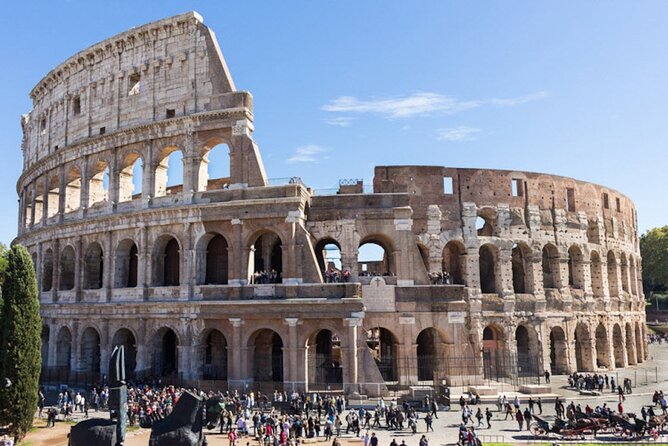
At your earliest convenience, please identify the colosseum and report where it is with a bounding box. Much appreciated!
[16,12,647,396]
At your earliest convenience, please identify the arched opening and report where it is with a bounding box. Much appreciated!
[482,325,507,379]
[307,329,343,389]
[205,234,229,285]
[250,329,283,385]
[568,245,585,289]
[64,166,82,213]
[153,328,178,377]
[115,240,138,288]
[153,236,180,286]
[629,256,638,296]
[442,241,465,285]
[358,237,394,276]
[590,252,604,298]
[635,323,643,363]
[549,326,568,374]
[42,248,54,291]
[119,153,143,202]
[88,160,110,207]
[199,142,231,191]
[542,244,560,289]
[59,245,75,290]
[47,176,60,218]
[595,323,610,368]
[55,327,72,378]
[625,323,637,365]
[314,239,342,281]
[512,243,531,294]
[41,326,50,370]
[154,147,184,198]
[476,208,496,236]
[479,244,498,294]
[249,232,282,283]
[202,329,228,380]
[83,242,104,289]
[612,324,625,368]
[111,328,137,377]
[416,328,446,382]
[607,251,619,297]
[574,323,593,371]
[79,327,101,375]
[516,325,539,377]
[620,253,629,293]
[366,327,398,382]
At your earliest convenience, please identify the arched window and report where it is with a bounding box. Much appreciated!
[59,246,75,290]
[479,244,497,293]
[112,329,137,377]
[88,160,109,207]
[314,238,342,281]
[42,248,54,291]
[366,327,398,382]
[154,147,183,198]
[358,236,394,276]
[249,232,282,283]
[115,240,138,288]
[205,234,229,285]
[542,244,560,289]
[47,176,60,218]
[512,243,531,294]
[119,153,143,202]
[250,329,283,383]
[607,251,618,297]
[64,166,82,212]
[79,327,101,374]
[83,242,104,289]
[198,142,231,191]
[307,329,343,389]
[568,245,585,289]
[442,241,465,285]
[153,236,180,286]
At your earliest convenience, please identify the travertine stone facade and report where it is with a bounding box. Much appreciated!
[16,12,647,396]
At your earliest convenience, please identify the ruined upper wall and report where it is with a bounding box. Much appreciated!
[22,11,239,169]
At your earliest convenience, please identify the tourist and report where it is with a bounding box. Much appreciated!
[485,407,492,428]
[515,408,524,431]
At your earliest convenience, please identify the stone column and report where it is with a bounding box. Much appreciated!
[464,247,481,290]
[177,345,191,382]
[52,239,60,301]
[342,317,361,395]
[100,320,110,376]
[228,219,245,285]
[74,237,82,302]
[138,226,149,299]
[29,186,37,228]
[80,156,90,214]
[70,322,80,378]
[58,165,66,223]
[108,152,119,212]
[182,222,194,300]
[142,141,154,206]
[284,318,302,392]
[104,231,113,301]
[228,318,243,389]
[41,177,49,225]
[47,322,58,368]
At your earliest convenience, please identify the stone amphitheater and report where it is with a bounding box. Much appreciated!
[15,12,647,396]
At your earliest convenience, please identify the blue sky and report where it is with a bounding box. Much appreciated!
[1,1,666,245]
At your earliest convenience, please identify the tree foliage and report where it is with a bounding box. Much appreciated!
[640,226,668,294]
[0,244,41,441]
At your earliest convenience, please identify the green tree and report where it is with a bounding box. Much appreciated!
[640,226,668,294]
[0,244,41,441]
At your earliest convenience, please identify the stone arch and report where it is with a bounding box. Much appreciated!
[64,165,82,212]
[314,238,342,277]
[198,139,231,192]
[88,158,110,207]
[42,248,54,291]
[358,234,395,276]
[476,207,497,236]
[416,327,447,382]
[512,243,532,294]
[549,326,569,374]
[154,145,184,198]
[152,327,179,377]
[196,233,229,285]
[568,245,585,290]
[574,322,593,371]
[306,329,343,389]
[366,327,399,382]
[248,230,283,283]
[119,151,144,203]
[83,242,104,289]
[620,253,629,293]
[442,240,465,285]
[79,327,101,374]
[542,243,561,289]
[248,328,284,385]
[635,323,643,363]
[595,323,611,368]
[152,235,181,286]
[612,323,625,368]
[479,243,499,294]
[607,251,619,297]
[482,324,508,379]
[590,251,604,298]
[115,239,138,288]
[199,328,228,380]
[625,323,637,365]
[55,326,72,371]
[111,328,137,377]
[516,324,540,376]
[59,245,75,290]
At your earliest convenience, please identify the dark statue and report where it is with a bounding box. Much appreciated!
[69,345,127,446]
[149,390,208,446]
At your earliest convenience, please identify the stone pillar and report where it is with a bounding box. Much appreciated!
[41,177,49,225]
[58,165,66,223]
[70,322,79,376]
[142,141,154,205]
[108,152,119,212]
[104,231,113,301]
[183,222,194,300]
[393,206,415,286]
[80,156,90,214]
[342,317,361,394]
[284,318,303,392]
[464,247,480,290]
[47,323,58,368]
[177,345,191,381]
[138,226,149,298]
[100,320,110,376]
[228,318,243,389]
[29,186,37,228]
[52,239,60,301]
[228,219,245,285]
[74,237,82,301]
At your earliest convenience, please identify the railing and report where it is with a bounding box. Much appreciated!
[196,283,362,301]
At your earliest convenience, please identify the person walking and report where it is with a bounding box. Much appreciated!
[523,407,532,430]
[485,407,492,429]
[419,435,428,446]
[515,409,524,431]
[424,413,433,432]
[475,408,483,427]
[537,397,543,415]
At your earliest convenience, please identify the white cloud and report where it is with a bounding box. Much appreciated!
[286,145,330,164]
[436,126,480,142]
[322,91,549,119]
[324,117,354,127]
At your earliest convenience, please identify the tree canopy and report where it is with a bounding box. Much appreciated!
[640,226,668,294]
